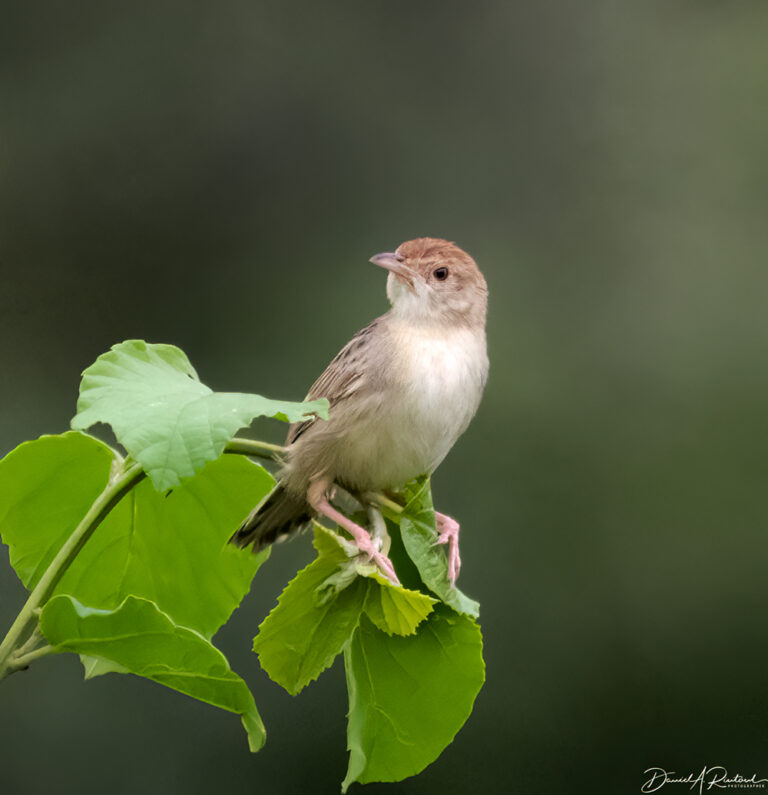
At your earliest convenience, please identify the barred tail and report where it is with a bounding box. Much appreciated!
[229,484,312,552]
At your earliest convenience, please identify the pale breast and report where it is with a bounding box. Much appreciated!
[396,324,488,468]
[334,322,487,490]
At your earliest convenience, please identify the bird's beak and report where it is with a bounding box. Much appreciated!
[369,252,414,286]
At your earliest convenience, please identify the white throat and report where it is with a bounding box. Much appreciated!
[386,272,435,323]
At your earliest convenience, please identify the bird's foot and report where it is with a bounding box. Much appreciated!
[310,491,400,586]
[435,512,461,587]
[351,530,400,586]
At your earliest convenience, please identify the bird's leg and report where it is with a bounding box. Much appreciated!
[308,477,400,585]
[435,512,461,587]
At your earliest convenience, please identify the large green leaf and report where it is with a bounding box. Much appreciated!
[254,526,436,695]
[0,431,270,638]
[71,339,329,490]
[40,595,265,751]
[397,477,480,618]
[342,607,485,791]
[0,431,115,591]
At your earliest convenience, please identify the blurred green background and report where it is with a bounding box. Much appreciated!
[2,2,768,793]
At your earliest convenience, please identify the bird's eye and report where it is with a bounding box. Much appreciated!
[433,267,449,281]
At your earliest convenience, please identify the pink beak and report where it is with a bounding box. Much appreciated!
[369,252,413,285]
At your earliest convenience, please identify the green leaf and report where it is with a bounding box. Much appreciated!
[0,431,271,638]
[253,526,439,693]
[71,339,329,490]
[40,595,265,751]
[0,431,115,591]
[342,607,485,791]
[80,655,130,679]
[253,527,367,695]
[398,477,480,618]
[362,572,436,636]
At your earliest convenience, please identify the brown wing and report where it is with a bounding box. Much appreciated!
[286,318,379,445]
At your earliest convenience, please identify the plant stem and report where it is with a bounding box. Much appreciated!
[10,645,56,670]
[16,625,43,657]
[0,462,145,681]
[224,438,284,460]
[368,493,404,515]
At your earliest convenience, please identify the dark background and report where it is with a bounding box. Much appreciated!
[2,2,768,793]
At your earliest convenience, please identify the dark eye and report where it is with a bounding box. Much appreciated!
[433,267,449,281]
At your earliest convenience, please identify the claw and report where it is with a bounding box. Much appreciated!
[354,533,400,584]
[308,482,400,586]
[435,512,461,587]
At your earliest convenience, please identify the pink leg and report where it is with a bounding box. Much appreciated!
[308,479,400,585]
[435,512,461,587]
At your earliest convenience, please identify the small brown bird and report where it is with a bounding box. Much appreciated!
[231,238,488,585]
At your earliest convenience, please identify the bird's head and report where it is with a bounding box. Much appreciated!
[369,238,487,328]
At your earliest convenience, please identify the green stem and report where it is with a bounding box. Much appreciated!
[0,462,145,681]
[11,645,56,670]
[368,492,404,515]
[16,625,43,657]
[224,438,284,460]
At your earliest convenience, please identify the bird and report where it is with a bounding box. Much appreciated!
[231,237,488,586]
